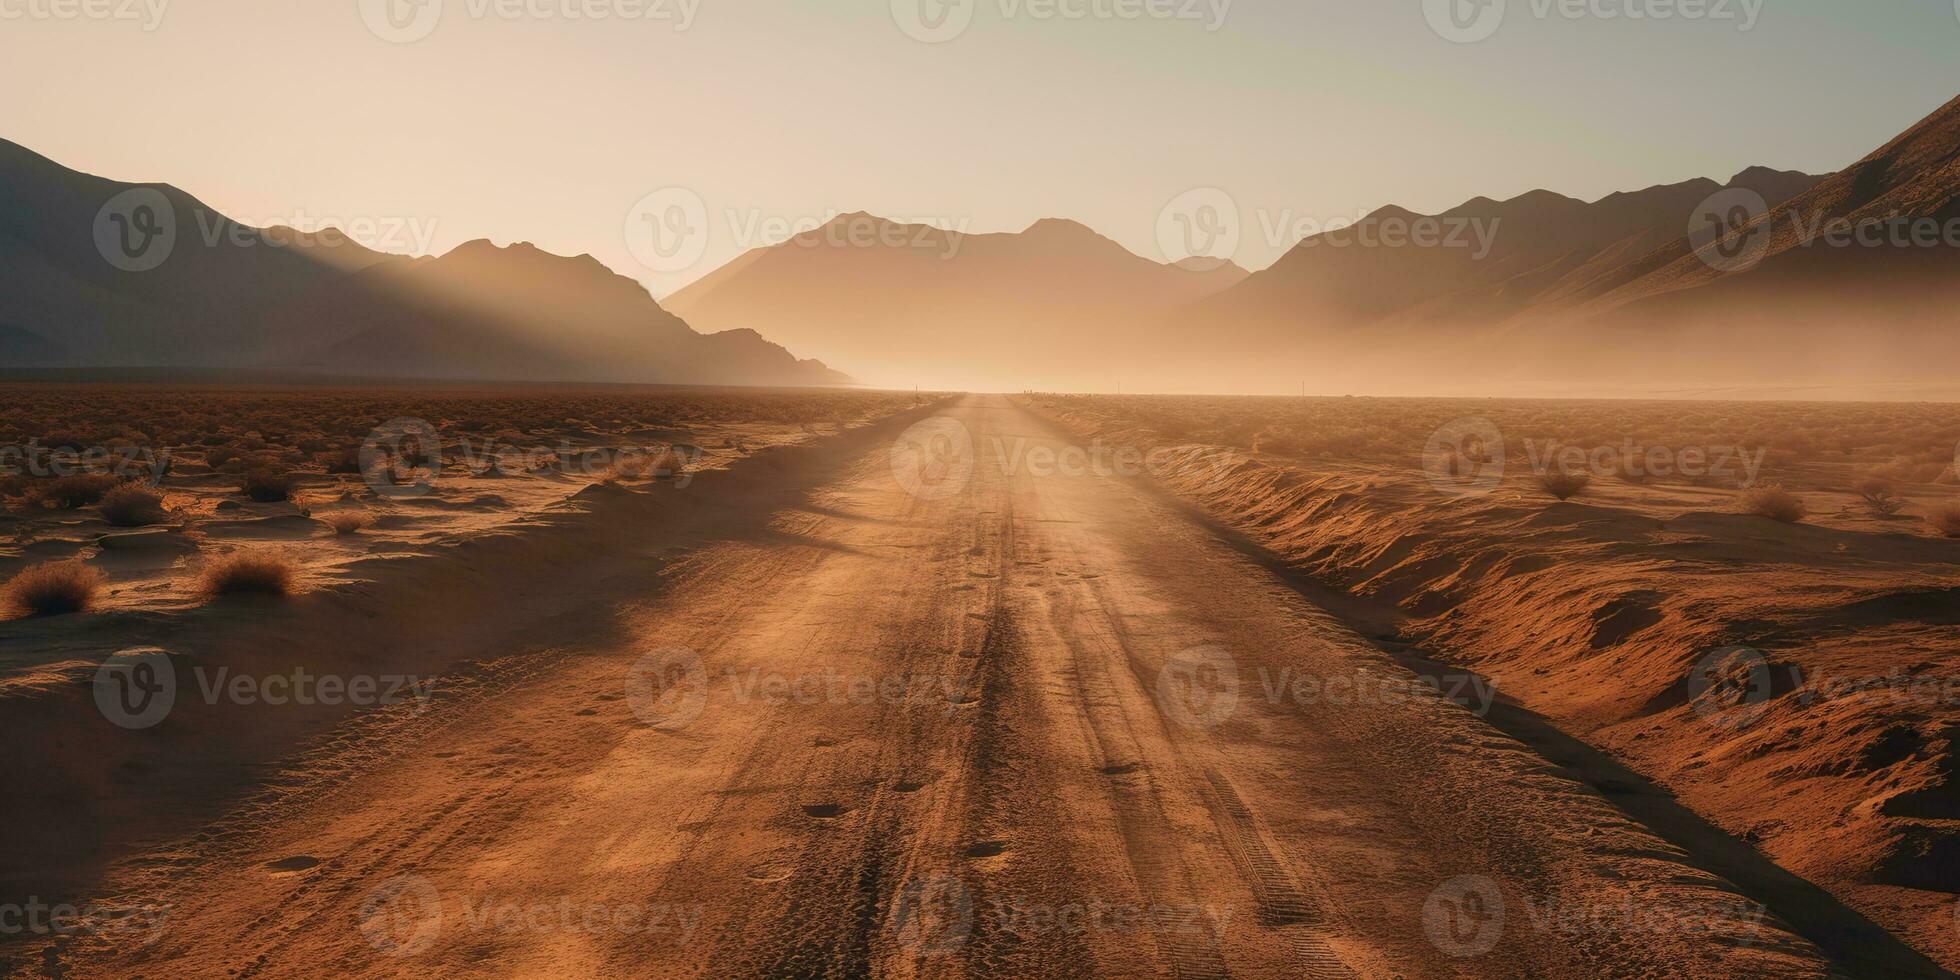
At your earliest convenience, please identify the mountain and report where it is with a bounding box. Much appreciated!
[664,213,1248,391]
[1193,170,1826,343]
[0,138,844,387]
[1175,94,1960,395]
[1562,96,1960,320]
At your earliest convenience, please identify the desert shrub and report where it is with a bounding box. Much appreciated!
[98,484,170,527]
[1738,485,1808,524]
[319,449,364,474]
[1928,500,1960,539]
[25,473,123,509]
[240,467,297,503]
[199,552,295,598]
[1538,470,1591,501]
[1854,477,1905,517]
[3,560,105,617]
[610,447,691,481]
[322,510,371,535]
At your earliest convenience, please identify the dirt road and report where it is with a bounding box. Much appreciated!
[42,395,1853,978]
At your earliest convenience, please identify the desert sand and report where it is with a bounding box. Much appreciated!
[7,394,1948,977]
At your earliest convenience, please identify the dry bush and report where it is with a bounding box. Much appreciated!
[25,473,123,509]
[1738,485,1808,524]
[98,484,170,527]
[608,447,690,482]
[1928,500,1960,539]
[322,510,371,536]
[1854,477,1905,517]
[3,560,105,617]
[319,449,364,474]
[1538,470,1591,501]
[200,552,296,598]
[240,467,297,503]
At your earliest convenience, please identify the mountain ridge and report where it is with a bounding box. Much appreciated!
[0,138,846,387]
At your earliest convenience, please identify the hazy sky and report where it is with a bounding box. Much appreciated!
[4,0,1956,299]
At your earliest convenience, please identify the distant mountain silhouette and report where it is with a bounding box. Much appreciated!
[1560,96,1960,320]
[1195,170,1826,342]
[0,139,844,386]
[664,212,1247,390]
[1166,95,1960,393]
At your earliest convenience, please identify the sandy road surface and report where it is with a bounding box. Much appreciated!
[42,395,1844,978]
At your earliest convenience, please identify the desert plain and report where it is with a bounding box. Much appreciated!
[0,385,1955,978]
